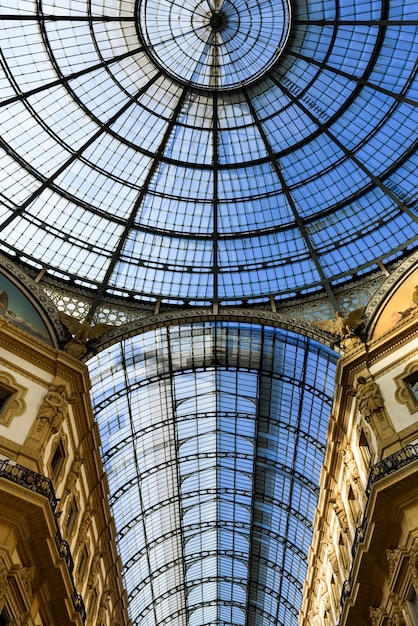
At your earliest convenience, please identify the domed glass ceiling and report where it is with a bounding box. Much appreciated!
[0,0,416,306]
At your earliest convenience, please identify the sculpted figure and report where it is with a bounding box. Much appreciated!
[356,377,384,421]
[313,308,364,339]
[64,456,85,494]
[340,443,359,482]
[37,384,69,434]
[60,313,112,359]
[330,496,348,533]
[78,508,96,547]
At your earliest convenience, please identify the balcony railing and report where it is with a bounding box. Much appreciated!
[351,516,368,559]
[366,443,418,495]
[0,459,85,622]
[341,442,418,612]
[0,459,57,510]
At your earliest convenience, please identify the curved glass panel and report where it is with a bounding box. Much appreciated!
[88,323,338,625]
[0,0,416,304]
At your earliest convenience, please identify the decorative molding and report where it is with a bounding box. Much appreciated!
[0,372,27,428]
[48,434,69,485]
[89,307,339,357]
[386,548,402,580]
[369,606,384,626]
[0,355,52,388]
[394,361,418,414]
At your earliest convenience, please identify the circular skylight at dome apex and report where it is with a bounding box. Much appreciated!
[137,0,291,90]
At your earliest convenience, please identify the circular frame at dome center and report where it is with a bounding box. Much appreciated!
[136,0,292,90]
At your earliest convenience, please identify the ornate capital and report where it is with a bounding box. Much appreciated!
[369,606,384,626]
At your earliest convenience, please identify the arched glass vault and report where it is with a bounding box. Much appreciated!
[88,322,338,625]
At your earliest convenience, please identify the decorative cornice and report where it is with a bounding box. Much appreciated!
[88,307,339,356]
[0,355,49,388]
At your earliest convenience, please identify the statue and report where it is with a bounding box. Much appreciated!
[98,601,107,626]
[64,456,85,495]
[356,377,385,422]
[88,551,105,588]
[78,508,97,548]
[339,443,359,482]
[330,497,348,533]
[413,285,418,307]
[312,308,364,342]
[60,313,112,359]
[37,384,69,435]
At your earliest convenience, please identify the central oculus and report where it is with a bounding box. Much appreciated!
[137,0,291,90]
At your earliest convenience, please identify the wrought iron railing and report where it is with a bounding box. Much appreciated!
[366,443,418,495]
[0,459,57,510]
[73,592,87,623]
[55,531,75,574]
[340,577,354,608]
[340,442,418,612]
[0,459,85,622]
[351,516,368,558]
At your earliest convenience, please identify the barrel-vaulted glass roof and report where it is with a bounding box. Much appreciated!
[89,323,338,626]
[0,0,416,307]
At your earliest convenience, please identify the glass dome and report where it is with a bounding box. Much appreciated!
[0,0,416,306]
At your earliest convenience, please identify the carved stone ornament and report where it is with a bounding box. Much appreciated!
[410,549,418,580]
[356,376,395,440]
[25,384,70,450]
[369,606,384,626]
[394,361,418,414]
[77,508,97,549]
[17,566,35,599]
[307,611,320,626]
[386,548,402,578]
[0,371,27,427]
[389,613,405,626]
[0,556,9,601]
[330,496,348,533]
[88,551,104,588]
[339,443,359,482]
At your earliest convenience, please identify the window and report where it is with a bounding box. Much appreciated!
[0,373,26,427]
[87,589,98,621]
[0,387,12,414]
[50,440,66,479]
[0,607,12,626]
[77,546,89,583]
[406,587,418,625]
[359,429,372,468]
[394,362,418,413]
[65,498,79,537]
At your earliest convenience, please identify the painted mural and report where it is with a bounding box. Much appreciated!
[0,273,52,344]
[371,268,418,340]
